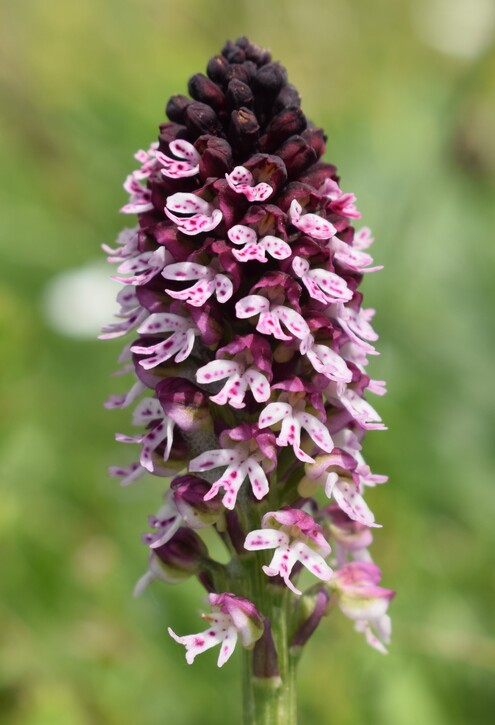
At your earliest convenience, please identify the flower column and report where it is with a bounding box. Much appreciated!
[102,36,393,725]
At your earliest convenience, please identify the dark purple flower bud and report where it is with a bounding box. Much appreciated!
[206,54,229,85]
[222,40,246,64]
[243,61,258,82]
[153,527,208,582]
[210,179,247,228]
[189,302,223,346]
[290,588,330,649]
[243,39,272,65]
[273,83,301,113]
[150,176,190,213]
[275,181,315,213]
[158,121,188,149]
[225,63,252,85]
[188,73,225,112]
[148,222,195,261]
[240,203,288,239]
[197,570,216,592]
[185,102,223,137]
[229,107,260,157]
[259,107,307,151]
[157,377,211,431]
[166,95,193,123]
[253,63,285,101]
[276,135,318,178]
[171,474,223,526]
[195,135,233,179]
[298,162,338,191]
[302,127,327,159]
[226,79,254,111]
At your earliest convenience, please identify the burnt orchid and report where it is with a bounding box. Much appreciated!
[102,36,393,724]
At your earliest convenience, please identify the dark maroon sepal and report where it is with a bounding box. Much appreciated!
[158,122,188,149]
[166,95,193,123]
[301,127,327,159]
[196,135,234,179]
[273,83,301,113]
[290,589,330,649]
[206,54,229,85]
[228,107,260,158]
[188,73,225,112]
[226,79,254,111]
[276,135,318,178]
[157,377,210,432]
[185,102,223,138]
[154,527,207,568]
[259,107,307,151]
[252,618,280,679]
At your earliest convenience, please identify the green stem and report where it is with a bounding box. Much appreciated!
[227,474,301,723]
[241,585,298,724]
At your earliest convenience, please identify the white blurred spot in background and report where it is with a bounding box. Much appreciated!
[413,0,495,58]
[43,261,119,339]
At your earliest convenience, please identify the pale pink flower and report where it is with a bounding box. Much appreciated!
[189,425,276,509]
[227,224,291,262]
[165,193,223,235]
[131,312,199,369]
[330,562,395,653]
[289,199,336,240]
[163,261,233,306]
[226,166,273,201]
[169,593,263,667]
[156,139,200,178]
[244,509,333,595]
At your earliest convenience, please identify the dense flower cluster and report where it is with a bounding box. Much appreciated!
[102,37,393,668]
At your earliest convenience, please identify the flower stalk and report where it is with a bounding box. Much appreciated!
[102,36,394,723]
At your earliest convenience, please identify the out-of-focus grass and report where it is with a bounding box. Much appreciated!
[1,1,494,723]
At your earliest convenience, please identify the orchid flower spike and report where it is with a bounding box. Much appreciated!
[102,36,392,717]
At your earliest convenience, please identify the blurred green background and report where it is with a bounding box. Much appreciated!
[1,0,494,723]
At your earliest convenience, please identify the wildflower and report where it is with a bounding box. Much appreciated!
[189,424,276,509]
[292,255,352,305]
[289,199,337,240]
[156,139,200,178]
[162,261,233,306]
[236,294,310,345]
[164,193,223,235]
[169,593,264,666]
[329,562,395,653]
[131,311,199,369]
[227,225,291,262]
[114,396,175,473]
[304,453,380,527]
[319,178,361,219]
[258,379,334,463]
[225,166,273,201]
[121,175,153,214]
[324,505,374,566]
[244,509,333,595]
